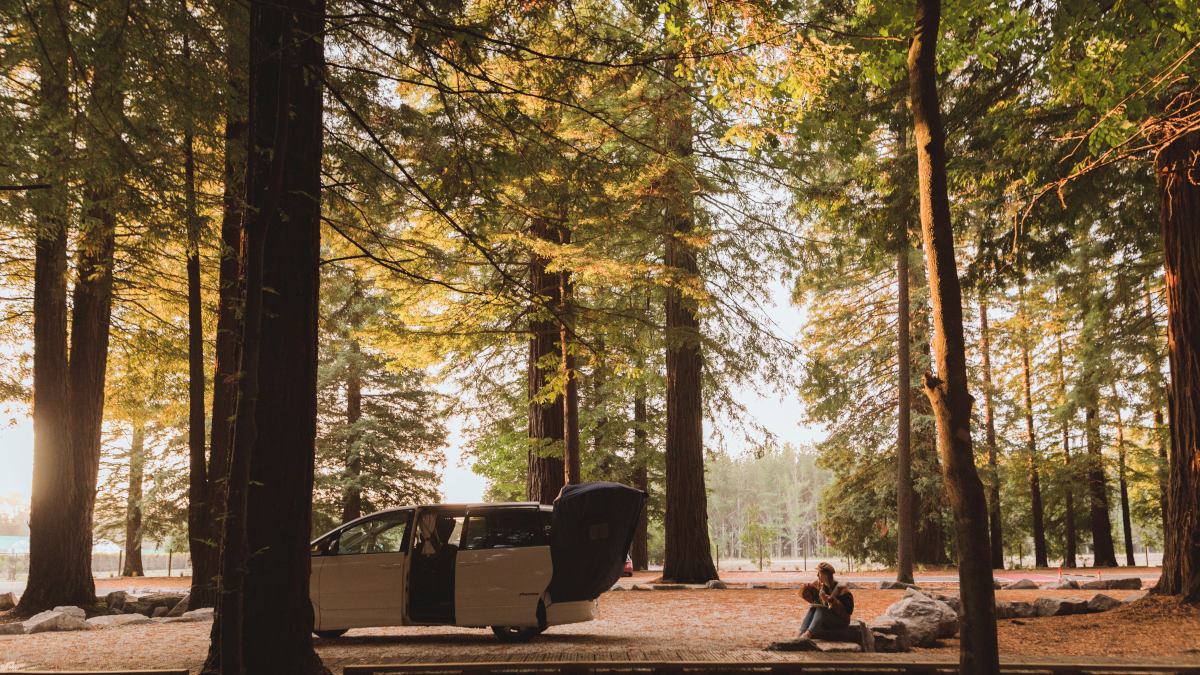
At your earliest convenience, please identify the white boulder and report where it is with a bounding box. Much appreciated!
[883,590,958,646]
[85,614,152,629]
[23,610,87,633]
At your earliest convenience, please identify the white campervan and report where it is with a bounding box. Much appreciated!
[309,481,644,641]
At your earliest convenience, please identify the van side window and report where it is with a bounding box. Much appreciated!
[335,511,410,555]
[462,509,546,550]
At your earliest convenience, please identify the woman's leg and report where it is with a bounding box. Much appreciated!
[798,606,818,635]
[807,607,851,640]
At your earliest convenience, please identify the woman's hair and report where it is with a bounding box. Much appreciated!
[817,562,836,577]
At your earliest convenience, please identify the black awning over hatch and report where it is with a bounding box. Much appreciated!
[547,481,646,603]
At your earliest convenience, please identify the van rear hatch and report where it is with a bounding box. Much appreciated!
[547,481,646,602]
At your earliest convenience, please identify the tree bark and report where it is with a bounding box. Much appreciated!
[1110,388,1136,566]
[560,225,581,486]
[661,46,717,584]
[527,218,565,505]
[342,340,363,523]
[20,0,83,614]
[1154,127,1200,601]
[1018,285,1047,568]
[978,295,1004,569]
[205,0,327,670]
[1055,317,1078,568]
[123,423,145,577]
[907,1,999,671]
[28,0,133,613]
[193,0,249,611]
[184,69,210,597]
[631,387,649,571]
[896,245,915,584]
[1084,405,1118,567]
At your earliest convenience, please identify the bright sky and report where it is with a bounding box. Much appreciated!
[0,282,823,507]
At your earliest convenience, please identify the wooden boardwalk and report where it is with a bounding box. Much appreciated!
[337,650,1200,675]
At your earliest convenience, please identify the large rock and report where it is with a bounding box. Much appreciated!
[0,592,16,611]
[128,592,186,617]
[52,605,86,620]
[1033,596,1089,617]
[85,614,152,629]
[166,593,190,617]
[883,591,958,646]
[868,617,912,653]
[995,600,1036,619]
[1086,594,1123,613]
[23,610,88,633]
[928,591,960,615]
[104,590,128,612]
[0,622,26,635]
[880,580,919,590]
[1041,580,1078,590]
[1123,591,1149,603]
[1004,579,1039,590]
[705,580,728,590]
[1079,577,1142,590]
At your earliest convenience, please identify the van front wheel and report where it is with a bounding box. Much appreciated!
[491,625,542,642]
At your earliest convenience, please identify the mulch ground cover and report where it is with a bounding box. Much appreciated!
[1,588,1195,673]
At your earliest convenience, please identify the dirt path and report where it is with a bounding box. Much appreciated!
[1,589,1194,673]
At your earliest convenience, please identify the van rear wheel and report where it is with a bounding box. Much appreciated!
[490,625,542,642]
[315,629,348,639]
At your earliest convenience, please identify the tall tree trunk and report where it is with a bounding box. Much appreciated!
[184,58,211,596]
[907,1,999,671]
[527,218,565,504]
[631,385,650,571]
[123,423,145,577]
[896,244,915,584]
[194,0,249,611]
[1019,285,1047,568]
[1154,127,1200,601]
[206,0,327,670]
[560,225,581,486]
[1055,315,1078,568]
[661,42,717,584]
[20,0,82,614]
[29,0,133,613]
[1144,285,1171,538]
[1084,405,1118,567]
[342,340,363,523]
[978,295,1004,569]
[1110,388,1136,566]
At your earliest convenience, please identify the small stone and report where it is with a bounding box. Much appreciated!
[1004,579,1039,590]
[1123,591,1149,603]
[630,584,653,591]
[750,583,769,589]
[0,622,26,635]
[1086,594,1122,613]
[52,606,86,620]
[995,600,1035,619]
[1041,581,1078,590]
[880,580,919,590]
[705,579,728,589]
[152,606,169,618]
[651,583,687,590]
[182,608,213,621]
[608,584,625,592]
[0,592,16,611]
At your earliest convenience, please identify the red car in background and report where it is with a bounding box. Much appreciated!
[622,555,633,576]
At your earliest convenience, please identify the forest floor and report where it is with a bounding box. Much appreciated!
[2,587,1197,673]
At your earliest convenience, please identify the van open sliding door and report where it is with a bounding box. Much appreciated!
[454,506,552,628]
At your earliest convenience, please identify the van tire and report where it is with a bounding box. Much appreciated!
[490,625,542,642]
[315,629,348,639]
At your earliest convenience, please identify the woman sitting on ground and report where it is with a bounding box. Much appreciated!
[797,562,854,641]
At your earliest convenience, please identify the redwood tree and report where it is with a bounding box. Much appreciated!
[1155,125,1200,601]
[527,217,566,504]
[907,0,999,671]
[205,0,327,670]
[661,38,717,584]
[978,295,1004,569]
